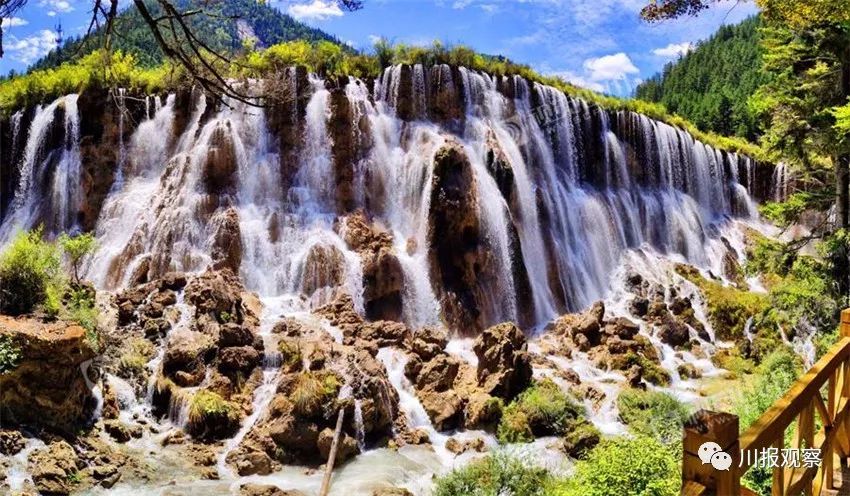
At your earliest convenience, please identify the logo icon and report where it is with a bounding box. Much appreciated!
[699,441,732,471]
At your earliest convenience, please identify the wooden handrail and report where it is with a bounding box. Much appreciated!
[681,309,850,495]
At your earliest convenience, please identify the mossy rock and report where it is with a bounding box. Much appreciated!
[288,371,342,419]
[562,421,601,459]
[675,263,768,341]
[186,390,240,440]
[496,379,588,444]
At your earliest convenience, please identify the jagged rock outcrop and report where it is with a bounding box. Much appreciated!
[337,211,405,321]
[0,317,98,432]
[473,322,533,399]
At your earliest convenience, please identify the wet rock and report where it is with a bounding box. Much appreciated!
[446,436,486,455]
[473,322,533,399]
[464,392,503,429]
[337,211,405,321]
[629,297,649,317]
[162,330,214,377]
[415,354,460,392]
[0,429,25,455]
[372,488,414,496]
[418,389,464,431]
[28,441,79,495]
[317,428,358,464]
[219,345,261,374]
[219,323,255,347]
[677,363,702,379]
[185,269,255,324]
[239,484,307,496]
[211,207,242,273]
[0,318,97,432]
[562,423,601,459]
[204,123,238,192]
[605,317,640,340]
[657,314,690,348]
[428,141,493,334]
[300,243,346,297]
[232,450,274,476]
[104,420,133,443]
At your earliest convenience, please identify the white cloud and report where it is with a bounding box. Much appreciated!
[653,42,693,58]
[6,29,57,64]
[287,0,344,21]
[452,0,473,8]
[552,71,605,92]
[583,52,639,81]
[1,17,28,29]
[368,34,382,45]
[47,11,56,17]
[37,0,73,13]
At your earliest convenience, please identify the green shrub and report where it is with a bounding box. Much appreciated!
[551,436,680,496]
[617,388,690,446]
[187,390,240,439]
[497,379,594,445]
[433,452,552,496]
[0,229,63,316]
[734,348,801,494]
[58,232,97,285]
[0,334,22,373]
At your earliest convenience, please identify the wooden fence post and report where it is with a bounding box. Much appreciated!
[842,309,850,338]
[683,410,741,495]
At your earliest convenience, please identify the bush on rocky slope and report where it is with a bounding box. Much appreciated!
[496,379,599,455]
[551,436,680,496]
[432,452,553,496]
[617,388,690,446]
[0,228,63,316]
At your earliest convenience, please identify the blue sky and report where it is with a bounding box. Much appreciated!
[0,0,758,96]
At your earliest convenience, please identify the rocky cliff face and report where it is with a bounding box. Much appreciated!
[0,317,98,431]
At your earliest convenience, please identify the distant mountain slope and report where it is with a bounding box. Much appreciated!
[31,0,340,71]
[635,16,767,141]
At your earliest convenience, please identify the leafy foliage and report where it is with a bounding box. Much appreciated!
[636,16,768,140]
[735,348,802,494]
[0,334,22,373]
[550,436,680,496]
[432,452,553,496]
[617,388,691,446]
[0,228,63,316]
[496,379,593,444]
[59,232,97,285]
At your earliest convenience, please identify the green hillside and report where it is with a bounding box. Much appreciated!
[635,16,768,141]
[30,0,340,71]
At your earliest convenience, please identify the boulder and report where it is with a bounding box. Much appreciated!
[219,346,261,374]
[300,243,346,297]
[415,354,460,392]
[464,392,503,428]
[0,429,25,455]
[418,389,464,431]
[162,330,215,377]
[211,207,242,273]
[239,484,307,496]
[0,318,97,431]
[28,441,79,495]
[317,428,358,464]
[657,314,690,348]
[473,322,533,399]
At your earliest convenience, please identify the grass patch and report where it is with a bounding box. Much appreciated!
[118,338,155,378]
[187,390,240,440]
[289,371,341,418]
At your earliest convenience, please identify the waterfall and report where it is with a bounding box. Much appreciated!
[1,65,765,334]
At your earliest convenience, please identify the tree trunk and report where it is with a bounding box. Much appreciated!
[838,58,850,229]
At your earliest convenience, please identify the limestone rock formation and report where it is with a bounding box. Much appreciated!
[0,317,98,432]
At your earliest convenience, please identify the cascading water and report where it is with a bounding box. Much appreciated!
[0,63,789,494]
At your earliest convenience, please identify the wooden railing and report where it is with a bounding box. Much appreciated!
[682,309,850,496]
